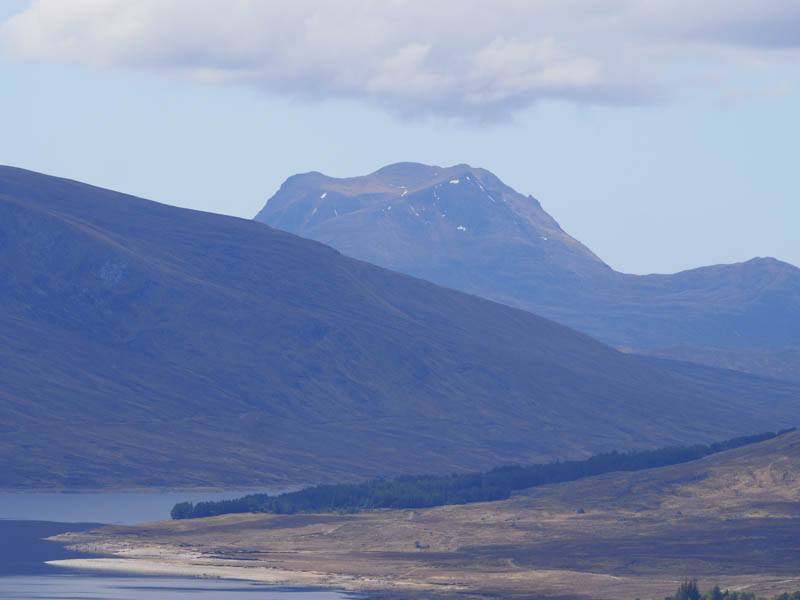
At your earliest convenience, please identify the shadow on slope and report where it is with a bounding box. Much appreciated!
[2,165,799,489]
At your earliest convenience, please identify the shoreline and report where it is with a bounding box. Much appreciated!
[0,486,300,495]
[46,529,800,600]
[46,553,800,600]
[45,554,446,598]
[47,557,319,585]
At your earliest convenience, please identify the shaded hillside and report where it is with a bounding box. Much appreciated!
[2,165,800,490]
[626,346,800,383]
[54,430,800,600]
[255,163,800,362]
[630,354,800,400]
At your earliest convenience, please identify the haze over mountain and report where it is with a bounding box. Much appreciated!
[3,165,800,489]
[255,163,800,379]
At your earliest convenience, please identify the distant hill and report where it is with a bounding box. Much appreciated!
[2,165,800,490]
[255,163,800,377]
[520,424,800,518]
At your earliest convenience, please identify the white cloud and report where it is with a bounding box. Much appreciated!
[2,0,798,119]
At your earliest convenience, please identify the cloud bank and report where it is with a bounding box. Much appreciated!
[2,0,798,119]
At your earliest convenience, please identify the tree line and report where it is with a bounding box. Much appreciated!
[666,579,800,600]
[171,428,794,519]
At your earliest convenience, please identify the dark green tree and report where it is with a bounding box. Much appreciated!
[170,501,194,519]
[671,579,701,600]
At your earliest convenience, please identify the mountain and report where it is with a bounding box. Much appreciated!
[255,163,800,376]
[2,165,800,490]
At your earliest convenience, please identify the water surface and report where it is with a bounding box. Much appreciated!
[0,492,355,600]
[0,520,103,576]
[0,490,275,524]
[1,575,353,599]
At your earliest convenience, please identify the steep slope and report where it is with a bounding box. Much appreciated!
[256,162,611,310]
[2,165,800,490]
[255,163,800,364]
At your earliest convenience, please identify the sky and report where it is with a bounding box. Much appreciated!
[1,0,798,275]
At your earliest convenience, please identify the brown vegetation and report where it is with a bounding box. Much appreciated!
[52,431,800,599]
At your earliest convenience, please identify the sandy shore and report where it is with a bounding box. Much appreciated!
[48,557,289,582]
[45,542,800,600]
[43,554,667,599]
[45,545,444,597]
[46,556,333,586]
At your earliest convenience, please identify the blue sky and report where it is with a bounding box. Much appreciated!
[1,1,798,274]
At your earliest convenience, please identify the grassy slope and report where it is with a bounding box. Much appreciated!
[628,346,800,383]
[2,165,800,490]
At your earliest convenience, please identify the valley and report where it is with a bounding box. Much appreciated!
[3,4,797,599]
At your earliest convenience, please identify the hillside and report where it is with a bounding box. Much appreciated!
[518,420,800,519]
[626,346,800,383]
[3,165,800,490]
[51,430,800,599]
[255,163,800,374]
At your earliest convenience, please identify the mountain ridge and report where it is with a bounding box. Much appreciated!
[255,162,800,361]
[3,164,800,489]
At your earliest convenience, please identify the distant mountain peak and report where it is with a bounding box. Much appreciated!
[372,161,460,179]
[255,162,800,352]
[255,162,608,292]
[743,256,795,269]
